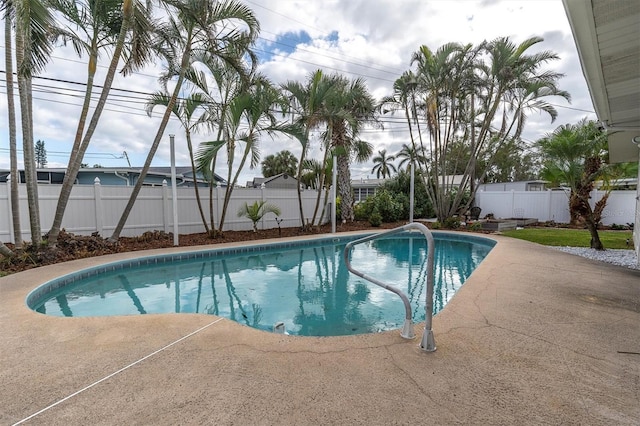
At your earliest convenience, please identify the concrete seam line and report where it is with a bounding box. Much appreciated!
[12,318,225,426]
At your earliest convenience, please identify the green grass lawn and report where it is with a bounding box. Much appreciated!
[500,227,635,250]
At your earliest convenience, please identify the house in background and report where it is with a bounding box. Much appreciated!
[246,173,299,189]
[352,178,386,203]
[0,167,226,187]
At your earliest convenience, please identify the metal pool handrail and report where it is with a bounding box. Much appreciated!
[342,222,436,351]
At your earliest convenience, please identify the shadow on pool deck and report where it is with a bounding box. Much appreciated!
[1,232,639,425]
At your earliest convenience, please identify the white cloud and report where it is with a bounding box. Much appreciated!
[0,0,595,185]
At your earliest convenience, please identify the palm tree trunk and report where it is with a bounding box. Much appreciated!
[48,0,134,246]
[337,154,354,222]
[185,130,210,234]
[0,242,14,258]
[110,42,190,241]
[16,28,41,244]
[295,132,310,229]
[5,15,22,248]
[310,148,329,226]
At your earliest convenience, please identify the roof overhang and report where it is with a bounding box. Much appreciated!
[562,0,640,163]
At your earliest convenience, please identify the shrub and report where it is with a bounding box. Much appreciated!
[355,189,404,222]
[443,217,461,229]
[369,210,382,227]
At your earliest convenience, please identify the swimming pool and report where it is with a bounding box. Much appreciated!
[27,231,495,336]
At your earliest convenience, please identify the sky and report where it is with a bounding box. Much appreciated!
[0,0,597,186]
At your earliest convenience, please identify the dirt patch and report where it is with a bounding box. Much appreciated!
[1,221,413,275]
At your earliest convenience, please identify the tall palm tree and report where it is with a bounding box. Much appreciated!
[9,0,55,245]
[47,0,153,246]
[110,0,259,241]
[327,75,377,222]
[371,149,397,179]
[188,52,247,235]
[146,91,211,234]
[198,75,287,233]
[395,143,426,171]
[281,70,343,229]
[4,9,21,251]
[410,37,569,223]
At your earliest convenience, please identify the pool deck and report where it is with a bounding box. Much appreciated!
[1,232,639,425]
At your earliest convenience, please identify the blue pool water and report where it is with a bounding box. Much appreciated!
[28,232,494,336]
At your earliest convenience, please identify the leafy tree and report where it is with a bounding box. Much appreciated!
[35,139,47,168]
[382,170,434,218]
[237,200,281,232]
[538,119,616,250]
[371,149,397,178]
[261,150,298,177]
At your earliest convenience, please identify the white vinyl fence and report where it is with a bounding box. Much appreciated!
[0,180,329,243]
[475,189,637,226]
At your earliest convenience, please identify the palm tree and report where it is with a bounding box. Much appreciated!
[237,200,281,232]
[146,91,211,234]
[110,0,259,241]
[371,149,397,179]
[327,75,377,222]
[9,0,55,245]
[410,37,569,223]
[395,143,427,172]
[378,71,426,172]
[4,9,22,251]
[281,70,340,229]
[538,119,612,249]
[47,0,153,246]
[198,74,287,233]
[261,150,298,177]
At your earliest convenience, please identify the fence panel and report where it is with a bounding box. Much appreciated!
[0,182,328,243]
[476,189,634,225]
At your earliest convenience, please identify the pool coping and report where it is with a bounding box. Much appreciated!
[1,231,639,425]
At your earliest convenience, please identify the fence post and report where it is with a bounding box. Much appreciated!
[162,179,170,233]
[260,183,266,231]
[5,176,14,244]
[94,177,103,235]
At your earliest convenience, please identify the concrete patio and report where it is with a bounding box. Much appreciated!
[1,233,638,425]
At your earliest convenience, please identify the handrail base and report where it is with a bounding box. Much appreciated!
[401,319,415,339]
[420,328,436,352]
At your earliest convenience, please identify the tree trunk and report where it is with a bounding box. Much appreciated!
[186,130,210,234]
[337,154,354,222]
[16,29,41,244]
[0,242,14,258]
[48,0,134,246]
[5,16,23,248]
[585,219,604,250]
[110,41,190,241]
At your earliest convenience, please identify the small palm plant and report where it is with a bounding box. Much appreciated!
[237,201,281,232]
